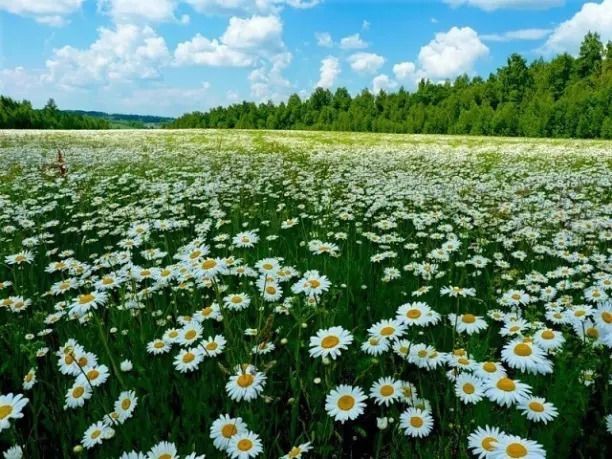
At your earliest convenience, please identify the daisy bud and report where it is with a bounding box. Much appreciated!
[73,445,83,454]
[377,417,388,430]
[120,360,133,372]
[322,357,331,365]
[314,377,321,384]
[281,338,288,345]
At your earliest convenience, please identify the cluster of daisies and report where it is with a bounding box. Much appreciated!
[1,131,611,458]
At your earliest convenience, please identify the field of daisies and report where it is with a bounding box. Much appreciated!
[0,129,611,459]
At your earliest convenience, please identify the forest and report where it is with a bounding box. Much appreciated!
[0,97,110,129]
[168,33,612,139]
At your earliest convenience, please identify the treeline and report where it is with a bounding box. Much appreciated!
[168,33,612,139]
[0,97,110,129]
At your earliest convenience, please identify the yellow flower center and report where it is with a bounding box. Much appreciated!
[237,439,253,452]
[121,399,132,410]
[506,443,527,458]
[288,446,301,458]
[265,286,276,295]
[337,395,355,411]
[154,341,165,349]
[202,259,217,269]
[410,416,423,428]
[87,369,100,380]
[184,330,197,340]
[91,429,102,439]
[231,296,242,304]
[514,343,532,357]
[321,335,340,349]
[0,405,13,420]
[308,279,321,289]
[222,423,237,438]
[482,437,496,452]
[182,352,195,363]
[237,374,254,388]
[463,383,475,395]
[417,350,428,358]
[102,277,113,285]
[541,330,554,339]
[380,385,394,397]
[407,309,421,319]
[574,310,585,317]
[380,326,395,336]
[528,401,544,412]
[462,314,476,323]
[458,357,469,365]
[586,327,599,338]
[496,377,516,392]
[262,263,273,270]
[202,306,213,316]
[601,311,612,324]
[78,293,94,305]
[159,455,172,459]
[72,386,85,398]
[483,362,496,373]
[206,342,218,351]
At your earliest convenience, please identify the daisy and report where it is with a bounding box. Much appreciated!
[292,270,331,298]
[226,364,267,402]
[178,322,203,346]
[467,425,504,459]
[490,435,546,459]
[281,442,312,459]
[22,369,37,390]
[81,421,112,449]
[201,335,227,357]
[252,341,275,355]
[472,361,507,380]
[64,382,92,409]
[146,339,171,355]
[76,365,110,387]
[485,376,531,407]
[5,250,34,265]
[224,293,251,311]
[396,302,439,327]
[210,414,247,452]
[114,390,138,423]
[361,336,390,355]
[255,258,282,276]
[194,302,222,321]
[367,319,406,341]
[325,385,367,423]
[501,339,552,375]
[261,281,283,302]
[517,397,558,424]
[369,377,402,406]
[309,326,353,360]
[399,407,434,438]
[174,348,204,373]
[147,441,178,459]
[197,257,227,279]
[455,373,485,404]
[398,381,419,403]
[233,231,259,248]
[228,430,263,459]
[448,313,489,335]
[532,328,565,351]
[69,291,108,317]
[0,393,29,432]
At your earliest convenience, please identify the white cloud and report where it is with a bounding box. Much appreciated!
[541,0,612,55]
[347,52,385,74]
[174,15,284,67]
[372,74,397,94]
[393,61,416,80]
[315,32,333,47]
[340,33,368,49]
[362,20,370,31]
[0,0,84,26]
[116,82,212,116]
[184,0,320,16]
[248,51,292,101]
[316,56,341,89]
[418,26,488,80]
[481,28,552,42]
[44,24,170,87]
[444,0,563,11]
[97,0,178,23]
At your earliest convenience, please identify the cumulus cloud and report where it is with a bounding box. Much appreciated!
[372,74,397,94]
[0,0,84,26]
[393,61,416,80]
[444,0,563,11]
[184,0,320,16]
[340,33,368,49]
[418,26,488,80]
[540,0,612,55]
[174,15,284,67]
[96,0,179,23]
[315,32,333,47]
[481,28,552,42]
[44,24,171,87]
[316,56,341,89]
[347,52,385,74]
[248,51,292,101]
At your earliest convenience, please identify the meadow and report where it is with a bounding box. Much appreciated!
[0,129,610,458]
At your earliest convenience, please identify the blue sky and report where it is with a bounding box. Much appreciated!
[0,1,610,116]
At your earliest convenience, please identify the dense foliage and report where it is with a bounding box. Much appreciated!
[168,33,612,139]
[0,97,110,130]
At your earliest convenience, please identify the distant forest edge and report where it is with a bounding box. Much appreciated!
[168,33,612,139]
[0,33,610,138]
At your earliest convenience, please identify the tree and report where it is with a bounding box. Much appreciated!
[576,32,604,78]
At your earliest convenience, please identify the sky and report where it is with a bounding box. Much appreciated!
[0,0,610,116]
